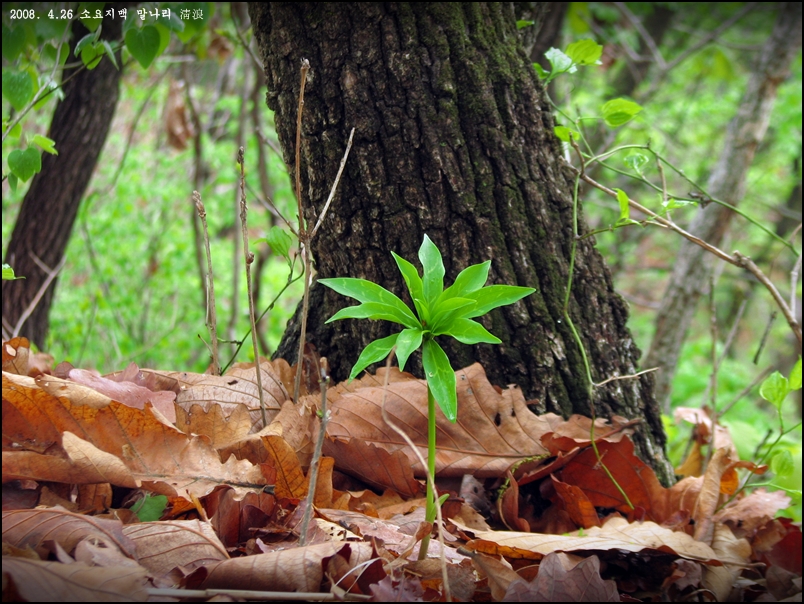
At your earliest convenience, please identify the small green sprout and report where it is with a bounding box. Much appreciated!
[320,234,534,559]
[319,234,535,422]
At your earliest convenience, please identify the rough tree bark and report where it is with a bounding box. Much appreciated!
[645,3,803,411]
[250,2,673,483]
[2,14,127,348]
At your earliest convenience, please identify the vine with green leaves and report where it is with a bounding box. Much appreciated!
[539,38,801,512]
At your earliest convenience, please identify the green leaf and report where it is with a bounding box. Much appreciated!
[553,126,580,142]
[159,11,186,32]
[81,43,104,69]
[74,32,96,56]
[789,357,801,390]
[78,2,104,32]
[349,333,400,381]
[8,148,41,182]
[662,198,695,211]
[429,297,476,332]
[516,20,535,29]
[771,450,794,478]
[32,135,58,155]
[392,251,425,308]
[440,260,490,303]
[463,285,535,318]
[440,318,501,344]
[2,264,24,280]
[760,371,790,410]
[43,42,71,66]
[422,339,457,422]
[130,494,168,522]
[624,153,648,175]
[327,301,419,328]
[125,25,161,69]
[101,40,119,70]
[33,80,62,111]
[153,22,172,58]
[545,48,574,74]
[615,188,631,222]
[2,70,34,112]
[264,226,293,259]
[7,173,18,193]
[565,39,602,65]
[2,24,26,61]
[395,328,423,372]
[419,235,445,307]
[318,278,420,328]
[601,98,643,127]
[533,63,550,80]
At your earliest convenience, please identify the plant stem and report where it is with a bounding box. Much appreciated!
[418,385,438,560]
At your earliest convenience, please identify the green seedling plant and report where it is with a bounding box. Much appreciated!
[320,234,534,558]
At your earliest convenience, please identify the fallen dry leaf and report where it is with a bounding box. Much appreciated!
[123,519,228,577]
[502,552,619,602]
[2,372,269,499]
[1,557,149,602]
[199,541,376,592]
[319,364,556,486]
[458,516,738,564]
[2,506,136,559]
[160,360,289,431]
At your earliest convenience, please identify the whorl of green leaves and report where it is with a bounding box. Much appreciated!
[319,234,534,422]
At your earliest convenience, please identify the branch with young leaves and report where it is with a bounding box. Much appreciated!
[566,139,802,349]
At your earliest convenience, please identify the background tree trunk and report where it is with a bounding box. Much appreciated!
[250,2,673,484]
[3,14,127,348]
[645,3,803,411]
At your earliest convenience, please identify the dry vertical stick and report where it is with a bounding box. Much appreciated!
[288,58,356,404]
[238,147,267,428]
[292,59,311,406]
[193,191,220,376]
[298,357,331,547]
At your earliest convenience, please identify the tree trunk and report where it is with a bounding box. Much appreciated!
[250,2,673,484]
[2,14,126,348]
[645,2,803,411]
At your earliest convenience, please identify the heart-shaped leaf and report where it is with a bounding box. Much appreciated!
[8,148,42,182]
[125,25,161,69]
[2,24,26,61]
[2,70,34,112]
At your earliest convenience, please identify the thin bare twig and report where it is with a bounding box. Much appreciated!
[614,2,666,70]
[791,251,802,320]
[294,59,310,236]
[753,311,777,365]
[720,365,774,416]
[238,147,267,427]
[665,3,758,74]
[298,357,331,547]
[10,253,67,338]
[193,191,220,375]
[700,297,747,405]
[709,278,718,412]
[571,161,802,349]
[146,588,369,601]
[594,367,658,388]
[291,59,312,406]
[291,60,354,405]
[310,127,356,238]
